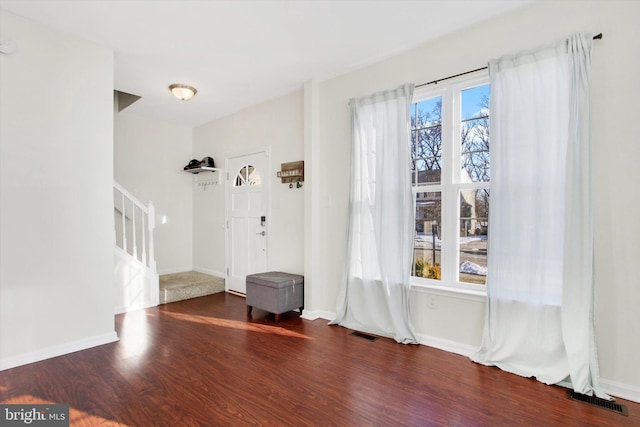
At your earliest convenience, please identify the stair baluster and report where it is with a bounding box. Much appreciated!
[121,193,127,254]
[141,213,147,267]
[132,204,137,261]
[147,201,156,272]
[113,181,156,273]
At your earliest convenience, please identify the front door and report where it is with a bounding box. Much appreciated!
[226,151,269,294]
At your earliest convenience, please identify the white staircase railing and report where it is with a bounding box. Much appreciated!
[113,181,156,273]
[113,181,159,313]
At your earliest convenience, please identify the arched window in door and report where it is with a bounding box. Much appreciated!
[233,164,261,187]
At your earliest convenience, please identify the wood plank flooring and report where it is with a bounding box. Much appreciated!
[1,292,638,426]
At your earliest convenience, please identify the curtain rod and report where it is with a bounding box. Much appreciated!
[416,33,603,88]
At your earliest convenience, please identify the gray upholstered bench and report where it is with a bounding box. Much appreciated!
[246,272,304,322]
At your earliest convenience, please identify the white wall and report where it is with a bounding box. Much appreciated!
[0,11,116,367]
[192,91,305,279]
[311,0,640,399]
[114,111,194,274]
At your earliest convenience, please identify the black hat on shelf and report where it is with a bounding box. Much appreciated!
[184,159,201,170]
[200,157,215,168]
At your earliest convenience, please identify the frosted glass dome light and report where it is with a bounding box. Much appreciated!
[169,84,197,101]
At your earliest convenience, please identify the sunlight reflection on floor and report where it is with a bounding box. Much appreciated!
[161,311,313,340]
[117,310,150,360]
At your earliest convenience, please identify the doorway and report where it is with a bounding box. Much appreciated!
[226,150,270,294]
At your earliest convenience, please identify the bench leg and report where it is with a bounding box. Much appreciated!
[274,313,281,323]
[247,305,252,315]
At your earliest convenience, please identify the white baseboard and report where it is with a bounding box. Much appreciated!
[0,332,119,371]
[192,266,226,279]
[600,378,640,403]
[414,333,640,403]
[157,266,194,275]
[415,333,479,358]
[301,310,335,321]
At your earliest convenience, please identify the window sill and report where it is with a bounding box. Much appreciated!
[409,279,487,303]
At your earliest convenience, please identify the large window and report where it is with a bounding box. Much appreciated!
[411,76,490,289]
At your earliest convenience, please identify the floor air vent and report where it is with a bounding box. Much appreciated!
[568,391,628,416]
[350,331,378,341]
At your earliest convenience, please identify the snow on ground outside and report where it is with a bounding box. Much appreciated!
[415,233,487,275]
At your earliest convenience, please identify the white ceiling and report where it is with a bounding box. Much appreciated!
[0,1,532,128]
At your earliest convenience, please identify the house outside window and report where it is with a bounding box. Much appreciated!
[411,75,490,290]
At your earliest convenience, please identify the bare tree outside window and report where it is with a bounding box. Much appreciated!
[461,94,490,182]
[411,82,490,285]
[411,97,442,279]
[411,98,442,185]
[459,88,490,284]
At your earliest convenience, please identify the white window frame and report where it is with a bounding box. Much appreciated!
[410,73,490,296]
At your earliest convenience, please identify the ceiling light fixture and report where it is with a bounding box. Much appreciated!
[169,84,197,101]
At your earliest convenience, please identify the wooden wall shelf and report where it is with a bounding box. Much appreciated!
[277,161,304,183]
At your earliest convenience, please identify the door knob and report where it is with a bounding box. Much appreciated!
[256,231,266,236]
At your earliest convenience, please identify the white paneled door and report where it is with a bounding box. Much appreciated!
[226,151,269,294]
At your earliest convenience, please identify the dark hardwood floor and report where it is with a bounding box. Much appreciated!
[1,292,638,426]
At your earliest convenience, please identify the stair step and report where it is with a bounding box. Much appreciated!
[159,271,225,304]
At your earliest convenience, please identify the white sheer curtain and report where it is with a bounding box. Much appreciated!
[330,84,417,344]
[471,34,607,397]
